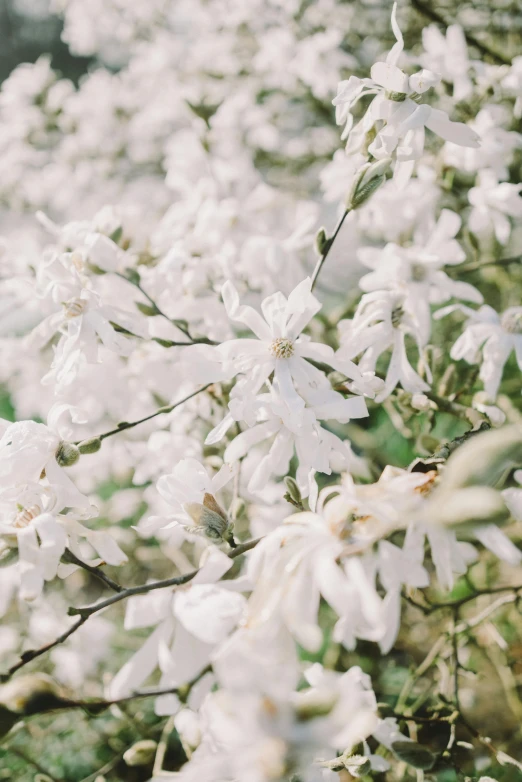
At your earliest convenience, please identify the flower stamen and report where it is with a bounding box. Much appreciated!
[269,338,294,359]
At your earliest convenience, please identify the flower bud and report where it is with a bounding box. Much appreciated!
[55,441,81,467]
[284,476,303,508]
[347,158,391,209]
[185,493,232,542]
[410,393,434,412]
[345,755,372,777]
[136,301,160,316]
[314,227,330,256]
[124,267,140,285]
[123,739,157,767]
[78,437,102,455]
[386,90,408,101]
[0,539,17,568]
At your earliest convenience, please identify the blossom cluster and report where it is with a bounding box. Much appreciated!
[0,1,521,779]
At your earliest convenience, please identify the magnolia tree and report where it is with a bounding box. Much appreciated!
[0,0,521,780]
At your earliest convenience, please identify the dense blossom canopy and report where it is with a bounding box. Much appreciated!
[0,1,521,780]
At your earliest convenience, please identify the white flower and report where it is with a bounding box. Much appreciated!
[107,547,246,700]
[0,405,90,512]
[0,482,126,602]
[245,509,388,652]
[420,24,473,101]
[358,209,482,342]
[174,665,378,782]
[436,304,522,400]
[337,291,431,402]
[468,169,522,245]
[28,254,138,389]
[332,4,480,187]
[151,458,235,543]
[217,278,366,417]
[206,384,368,505]
[444,106,522,180]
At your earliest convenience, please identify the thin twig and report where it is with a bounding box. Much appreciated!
[1,538,261,682]
[310,209,350,291]
[69,536,260,619]
[410,0,512,66]
[1,617,87,682]
[87,383,213,443]
[62,548,123,593]
[115,271,217,344]
[452,607,461,713]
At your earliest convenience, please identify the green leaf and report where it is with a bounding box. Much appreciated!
[392,740,436,770]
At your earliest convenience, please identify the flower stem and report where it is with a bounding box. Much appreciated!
[310,208,350,291]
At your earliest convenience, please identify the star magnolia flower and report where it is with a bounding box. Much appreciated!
[319,465,520,594]
[468,169,522,245]
[28,253,140,389]
[443,106,522,180]
[245,509,388,652]
[0,404,91,512]
[358,209,482,343]
[0,483,126,602]
[337,291,431,402]
[107,548,247,700]
[420,23,473,101]
[172,665,378,782]
[207,389,367,506]
[214,277,369,421]
[332,3,480,187]
[436,304,522,400]
[148,458,235,544]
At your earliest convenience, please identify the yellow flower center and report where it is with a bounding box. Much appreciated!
[13,505,42,529]
[63,297,87,318]
[501,310,522,334]
[269,338,294,359]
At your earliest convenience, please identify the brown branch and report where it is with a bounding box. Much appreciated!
[1,617,87,682]
[410,0,512,66]
[87,383,214,443]
[62,548,123,593]
[1,538,261,683]
[115,271,217,345]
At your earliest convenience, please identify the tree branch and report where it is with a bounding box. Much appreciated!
[79,383,214,444]
[62,548,123,593]
[1,538,261,682]
[115,271,217,345]
[410,0,512,66]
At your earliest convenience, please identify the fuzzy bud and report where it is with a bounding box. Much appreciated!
[55,441,81,467]
[78,437,102,455]
[136,301,160,316]
[314,227,330,256]
[284,476,303,508]
[347,158,391,209]
[123,739,157,767]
